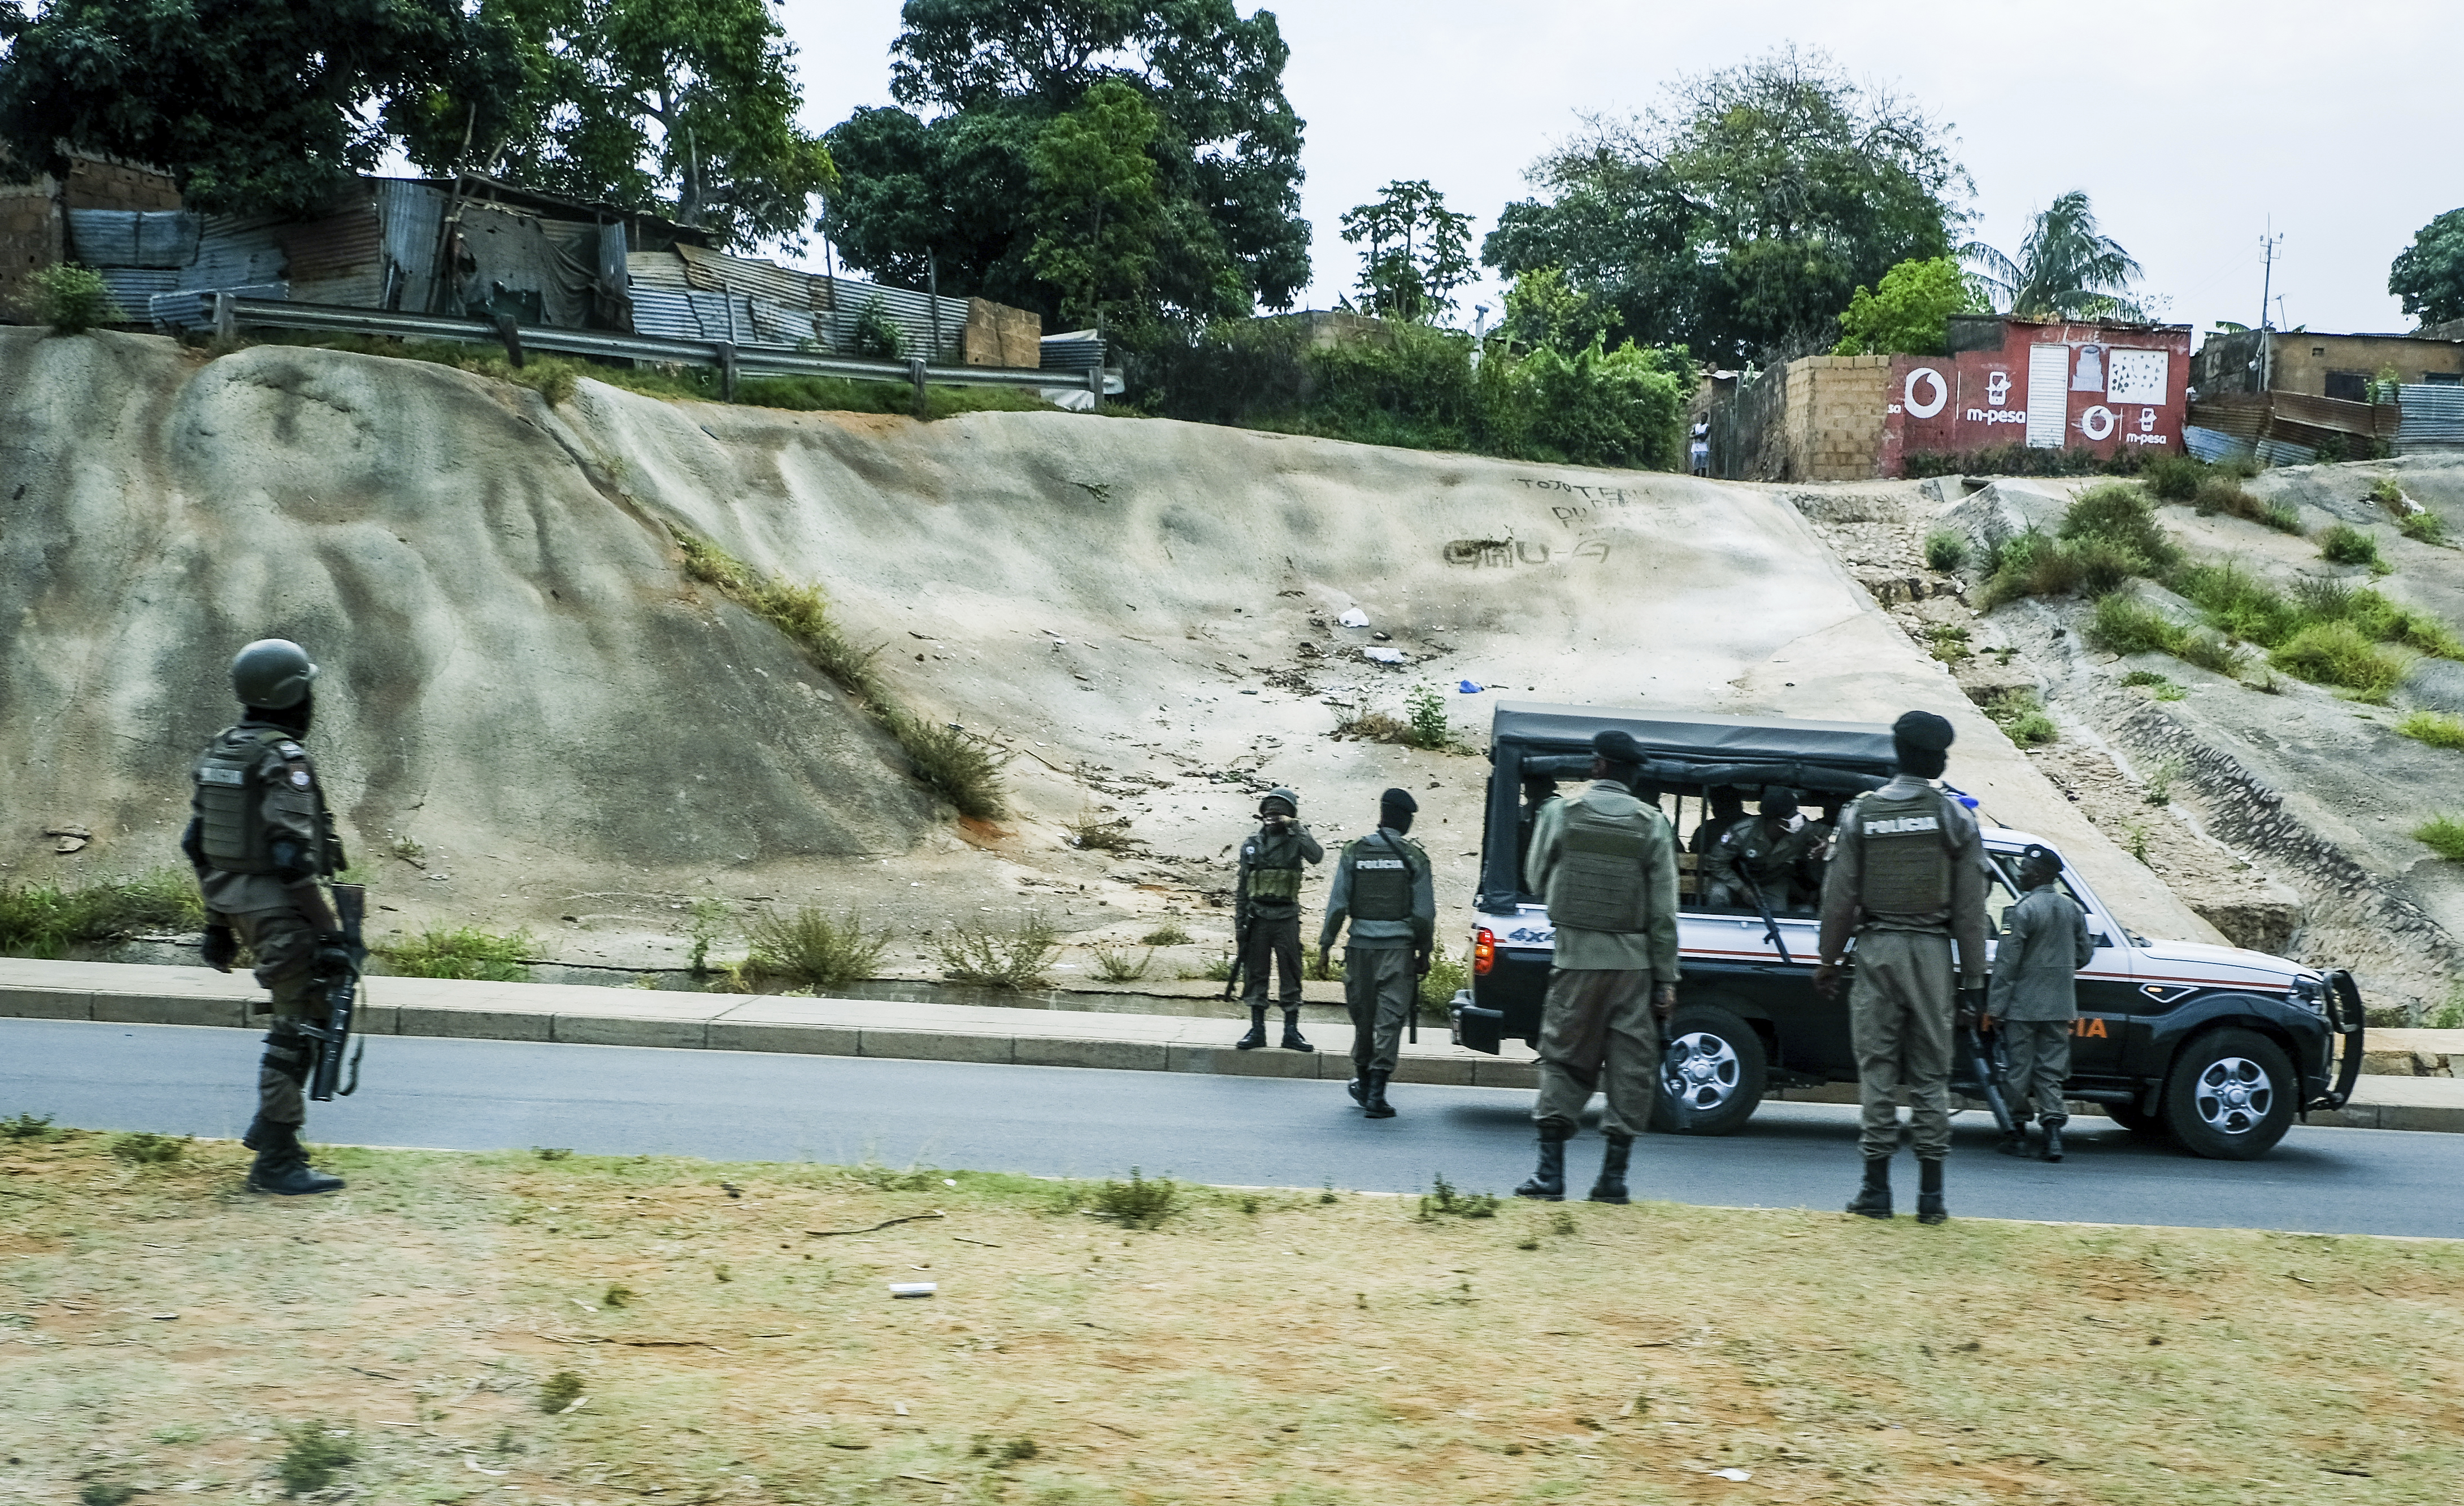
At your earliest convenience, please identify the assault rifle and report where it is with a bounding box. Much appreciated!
[1734,858,1796,966]
[1220,912,1251,1001]
[301,882,368,1102]
[1957,1002,2016,1136]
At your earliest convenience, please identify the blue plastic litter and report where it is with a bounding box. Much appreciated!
[1457,680,1484,693]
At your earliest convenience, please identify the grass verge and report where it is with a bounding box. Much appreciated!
[377,926,534,982]
[3,1134,2463,1504]
[2396,710,2464,750]
[675,532,1007,817]
[0,869,203,958]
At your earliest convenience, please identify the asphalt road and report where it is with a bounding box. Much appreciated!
[7,1018,2457,1239]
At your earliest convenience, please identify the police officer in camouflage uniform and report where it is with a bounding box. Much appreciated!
[1814,710,1988,1225]
[182,639,352,1196]
[1989,843,2095,1162]
[1232,788,1322,1052]
[1702,787,1831,913]
[1514,731,1681,1205]
[1319,789,1435,1119]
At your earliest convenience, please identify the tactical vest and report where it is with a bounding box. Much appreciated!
[193,725,329,876]
[1245,832,1303,903]
[1346,834,1418,922]
[1855,788,1953,914]
[1550,797,1654,933]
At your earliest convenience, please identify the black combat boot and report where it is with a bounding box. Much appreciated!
[2039,1116,2066,1163]
[1514,1131,1569,1201]
[1347,1074,1367,1106]
[1279,1009,1313,1052]
[1995,1116,2031,1157]
[246,1123,346,1196]
[1588,1134,1633,1204]
[241,1114,272,1152]
[1846,1155,1892,1219]
[1363,1069,1396,1119]
[1234,1006,1268,1051]
[1916,1157,1948,1225]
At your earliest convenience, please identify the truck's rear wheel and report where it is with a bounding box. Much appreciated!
[1651,1004,1767,1136]
[2164,1028,2295,1160]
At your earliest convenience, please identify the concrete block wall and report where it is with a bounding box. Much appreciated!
[1783,355,1891,481]
[61,157,181,211]
[963,296,1042,368]
[0,180,63,322]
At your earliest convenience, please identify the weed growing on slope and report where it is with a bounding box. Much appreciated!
[1418,1174,1501,1220]
[109,1132,186,1165]
[2318,523,2388,571]
[2396,710,2464,750]
[3,1112,60,1142]
[1063,811,1137,851]
[33,263,123,333]
[1091,945,1153,983]
[2414,817,2464,862]
[746,909,890,989]
[537,1372,584,1413]
[379,927,533,982]
[1139,922,1192,947]
[2193,476,2301,533]
[1418,947,1469,1018]
[0,870,204,958]
[274,1421,353,1495]
[1923,528,1967,572]
[1979,687,2057,745]
[1093,1168,1179,1229]
[937,915,1059,990]
[674,532,1007,817]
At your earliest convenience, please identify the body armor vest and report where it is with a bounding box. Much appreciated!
[1245,832,1303,902]
[193,726,288,873]
[1346,834,1416,922]
[1856,789,1953,914]
[1550,797,1653,933]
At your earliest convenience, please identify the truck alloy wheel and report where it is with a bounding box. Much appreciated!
[1650,1004,1767,1136]
[2163,1028,2295,1161]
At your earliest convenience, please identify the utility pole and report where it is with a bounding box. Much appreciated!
[2257,223,2282,394]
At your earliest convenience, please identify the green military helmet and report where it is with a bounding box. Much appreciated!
[1259,787,1300,818]
[229,638,318,709]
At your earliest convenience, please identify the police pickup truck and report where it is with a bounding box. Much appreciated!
[1449,704,2365,1160]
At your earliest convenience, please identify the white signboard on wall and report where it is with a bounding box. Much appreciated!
[2026,344,2070,449]
[2107,349,2169,405]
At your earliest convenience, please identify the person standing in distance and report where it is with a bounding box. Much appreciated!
[1232,788,1322,1052]
[1514,730,1681,1204]
[183,639,353,1196]
[1989,844,2095,1162]
[1319,788,1435,1119]
[1814,710,1988,1225]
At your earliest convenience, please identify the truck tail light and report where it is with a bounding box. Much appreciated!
[1472,927,1496,976]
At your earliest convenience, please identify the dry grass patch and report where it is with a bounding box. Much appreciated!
[4,1134,2463,1504]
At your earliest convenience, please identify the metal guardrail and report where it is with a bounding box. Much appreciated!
[210,293,1101,409]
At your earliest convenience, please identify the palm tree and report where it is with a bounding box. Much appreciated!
[1961,191,2146,320]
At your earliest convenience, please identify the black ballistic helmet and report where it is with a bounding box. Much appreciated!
[230,639,318,710]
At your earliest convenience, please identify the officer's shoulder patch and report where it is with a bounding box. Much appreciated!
[288,768,312,788]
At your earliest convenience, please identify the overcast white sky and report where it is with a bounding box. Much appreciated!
[790,0,2457,340]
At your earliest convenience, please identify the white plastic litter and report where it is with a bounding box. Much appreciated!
[1362,646,1406,665]
[889,1282,938,1298]
[1337,608,1370,628]
[1711,1468,1752,1482]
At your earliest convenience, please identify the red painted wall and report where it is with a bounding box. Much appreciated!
[1882,319,2192,475]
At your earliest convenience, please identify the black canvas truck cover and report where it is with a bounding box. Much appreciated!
[1480,702,1901,907]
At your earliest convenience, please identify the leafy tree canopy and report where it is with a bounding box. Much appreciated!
[2389,207,2464,328]
[1961,190,2145,321]
[1027,79,1164,326]
[1501,266,1609,355]
[1483,46,1967,367]
[1832,255,1985,355]
[0,0,517,216]
[477,0,838,253]
[822,0,1308,326]
[1340,179,1472,323]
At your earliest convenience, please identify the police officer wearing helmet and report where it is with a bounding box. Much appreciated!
[1514,730,1682,1204]
[182,639,352,1196]
[1319,788,1435,1119]
[1703,786,1829,913]
[1232,787,1323,1052]
[1988,843,2094,1162]
[1814,710,1989,1225]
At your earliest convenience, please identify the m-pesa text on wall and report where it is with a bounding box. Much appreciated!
[1880,316,2192,476]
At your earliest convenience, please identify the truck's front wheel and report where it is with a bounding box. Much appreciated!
[2164,1028,2296,1160]
[1651,1005,1768,1136]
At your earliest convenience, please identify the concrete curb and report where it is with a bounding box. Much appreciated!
[8,959,2461,1131]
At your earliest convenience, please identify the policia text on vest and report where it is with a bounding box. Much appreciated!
[182,638,360,1197]
[1319,788,1436,1119]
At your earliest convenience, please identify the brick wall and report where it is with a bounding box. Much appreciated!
[963,297,1042,368]
[0,179,63,322]
[1778,355,1891,481]
[61,157,181,211]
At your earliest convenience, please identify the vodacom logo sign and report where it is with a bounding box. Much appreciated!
[1904,367,1948,418]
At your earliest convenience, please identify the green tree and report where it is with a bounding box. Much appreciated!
[1832,255,1986,355]
[1027,80,1164,327]
[1503,266,1610,355]
[1960,191,2145,320]
[0,0,518,216]
[2389,208,2464,328]
[822,0,1307,325]
[1340,179,1474,323]
[477,0,837,253]
[1484,46,1967,366]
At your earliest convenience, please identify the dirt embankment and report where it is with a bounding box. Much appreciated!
[1787,459,2464,1021]
[2,330,2209,975]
